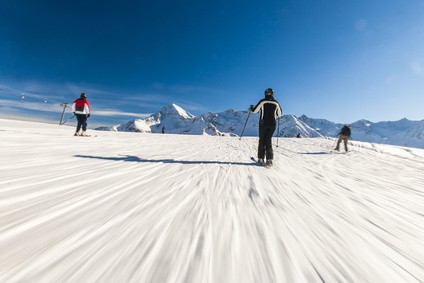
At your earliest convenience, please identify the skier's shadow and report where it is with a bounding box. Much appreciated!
[75,154,257,166]
[298,151,333,155]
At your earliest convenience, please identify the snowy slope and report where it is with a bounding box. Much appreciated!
[1,118,424,282]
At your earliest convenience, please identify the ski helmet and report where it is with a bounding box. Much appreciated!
[80,93,87,99]
[264,88,274,96]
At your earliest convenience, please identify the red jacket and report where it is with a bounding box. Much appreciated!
[72,98,90,114]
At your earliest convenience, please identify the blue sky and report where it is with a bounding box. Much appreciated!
[1,0,424,126]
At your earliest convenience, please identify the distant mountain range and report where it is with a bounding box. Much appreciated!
[96,103,424,149]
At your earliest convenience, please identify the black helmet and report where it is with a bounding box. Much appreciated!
[264,88,274,96]
[80,93,87,99]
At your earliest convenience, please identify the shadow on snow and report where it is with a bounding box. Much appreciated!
[75,154,258,166]
[298,151,333,155]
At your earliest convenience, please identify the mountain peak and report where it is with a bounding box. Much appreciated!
[159,104,194,119]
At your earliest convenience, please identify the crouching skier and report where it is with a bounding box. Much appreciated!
[335,124,351,152]
[250,88,282,167]
[72,93,91,136]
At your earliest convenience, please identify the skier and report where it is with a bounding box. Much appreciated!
[335,124,351,152]
[162,126,166,134]
[71,93,91,136]
[250,88,282,167]
[296,133,301,138]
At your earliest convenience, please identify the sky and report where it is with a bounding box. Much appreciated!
[1,0,424,126]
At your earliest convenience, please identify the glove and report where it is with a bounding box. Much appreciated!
[249,105,255,112]
[87,114,90,118]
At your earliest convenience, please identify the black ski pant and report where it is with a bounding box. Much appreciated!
[75,114,88,132]
[258,123,276,160]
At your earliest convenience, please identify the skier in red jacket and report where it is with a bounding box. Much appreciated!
[71,93,91,136]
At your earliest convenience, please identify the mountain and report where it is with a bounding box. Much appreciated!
[99,104,424,149]
[297,115,424,149]
[117,104,197,134]
[108,104,324,137]
[116,104,223,135]
[278,115,323,138]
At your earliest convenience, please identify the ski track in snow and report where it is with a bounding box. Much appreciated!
[0,119,424,282]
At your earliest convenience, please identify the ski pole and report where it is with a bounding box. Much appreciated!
[239,109,252,140]
[276,116,280,147]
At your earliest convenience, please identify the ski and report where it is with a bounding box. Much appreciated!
[331,149,349,154]
[74,134,97,137]
[250,156,262,166]
[250,157,273,168]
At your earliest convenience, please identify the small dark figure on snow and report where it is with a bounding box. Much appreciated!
[162,126,166,134]
[71,93,91,136]
[250,88,282,167]
[335,124,351,152]
[296,133,301,138]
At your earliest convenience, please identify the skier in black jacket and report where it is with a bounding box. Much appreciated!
[250,88,283,166]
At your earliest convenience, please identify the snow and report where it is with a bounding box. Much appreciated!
[108,104,424,149]
[170,103,194,119]
[1,118,424,282]
[299,115,424,149]
[110,105,324,138]
[117,118,152,133]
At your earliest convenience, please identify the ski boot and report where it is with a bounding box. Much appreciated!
[266,159,273,167]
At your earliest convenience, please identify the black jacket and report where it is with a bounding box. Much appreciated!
[340,125,351,137]
[251,97,282,125]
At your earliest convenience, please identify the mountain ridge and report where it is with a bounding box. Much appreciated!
[98,103,424,149]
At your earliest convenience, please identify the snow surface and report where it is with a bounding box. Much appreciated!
[1,118,424,282]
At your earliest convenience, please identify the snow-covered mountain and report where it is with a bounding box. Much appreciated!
[101,103,424,149]
[116,104,221,135]
[298,115,424,149]
[108,104,323,138]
